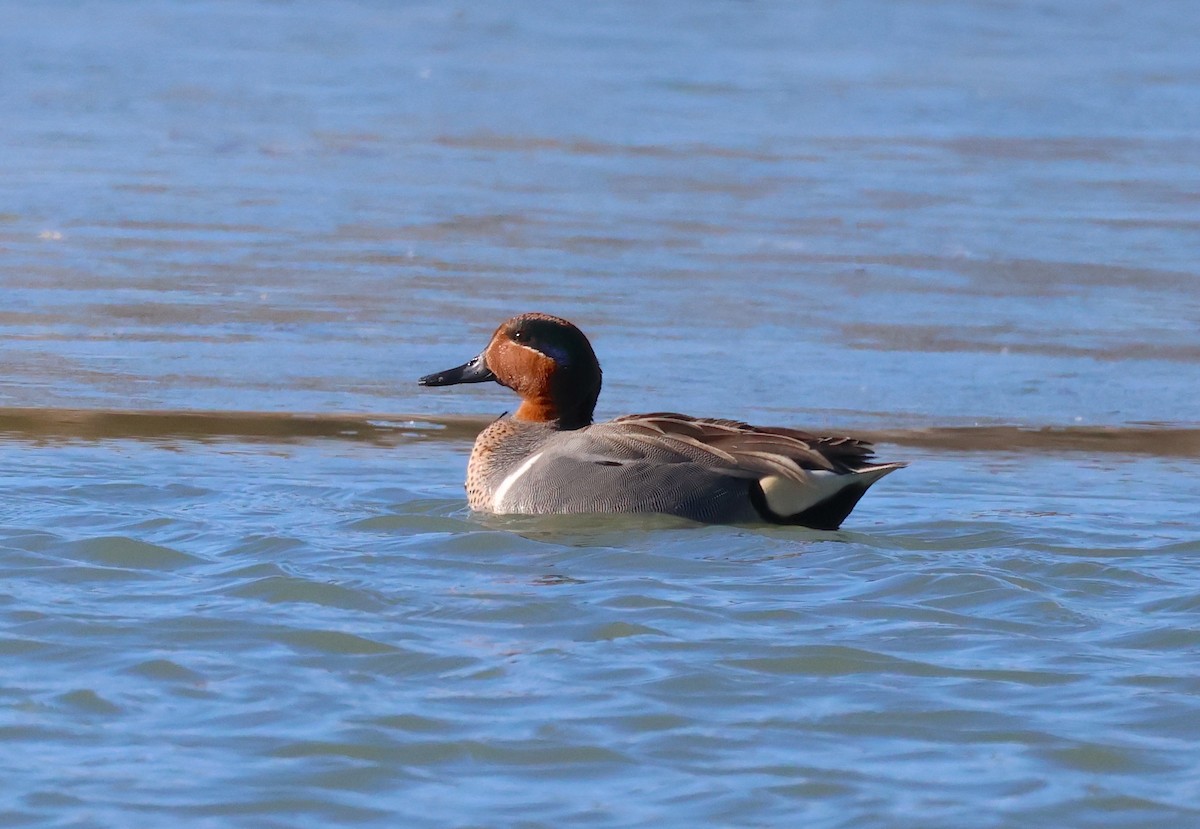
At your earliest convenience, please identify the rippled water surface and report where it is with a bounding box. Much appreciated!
[3,2,1200,827]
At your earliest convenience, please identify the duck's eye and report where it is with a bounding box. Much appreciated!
[512,330,527,342]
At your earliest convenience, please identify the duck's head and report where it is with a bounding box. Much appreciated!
[419,313,602,430]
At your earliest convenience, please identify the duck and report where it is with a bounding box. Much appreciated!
[419,313,903,529]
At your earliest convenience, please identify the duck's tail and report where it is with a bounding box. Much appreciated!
[750,462,906,530]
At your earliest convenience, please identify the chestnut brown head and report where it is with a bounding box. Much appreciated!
[419,313,602,430]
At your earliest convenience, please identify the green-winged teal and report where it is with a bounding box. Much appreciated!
[420,313,904,528]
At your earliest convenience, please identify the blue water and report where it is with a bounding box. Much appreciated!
[2,1,1200,827]
[3,438,1199,827]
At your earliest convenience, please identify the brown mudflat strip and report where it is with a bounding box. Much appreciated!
[1,407,1197,457]
[854,425,1200,458]
[0,407,487,445]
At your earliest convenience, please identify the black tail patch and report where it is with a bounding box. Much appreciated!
[748,481,870,530]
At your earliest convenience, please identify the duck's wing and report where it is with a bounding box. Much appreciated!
[608,412,900,477]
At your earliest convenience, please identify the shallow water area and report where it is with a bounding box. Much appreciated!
[4,1,1200,827]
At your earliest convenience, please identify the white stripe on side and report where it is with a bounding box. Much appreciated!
[492,451,544,513]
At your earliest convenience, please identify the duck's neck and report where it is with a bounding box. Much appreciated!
[511,364,600,431]
[514,396,592,430]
